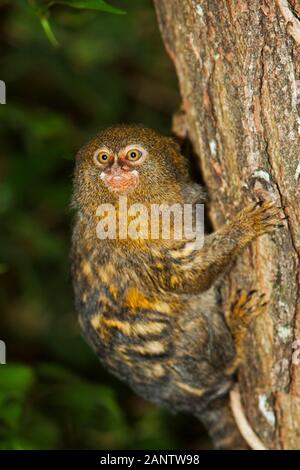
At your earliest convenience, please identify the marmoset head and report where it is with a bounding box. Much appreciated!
[72,125,192,210]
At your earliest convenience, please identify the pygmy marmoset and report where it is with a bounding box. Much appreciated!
[71,125,282,449]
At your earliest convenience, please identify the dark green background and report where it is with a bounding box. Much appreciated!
[0,0,209,449]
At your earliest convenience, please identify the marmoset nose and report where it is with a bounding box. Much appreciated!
[110,164,130,173]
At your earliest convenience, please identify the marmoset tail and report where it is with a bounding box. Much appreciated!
[71,125,282,449]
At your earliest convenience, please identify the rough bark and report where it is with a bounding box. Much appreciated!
[153,0,300,450]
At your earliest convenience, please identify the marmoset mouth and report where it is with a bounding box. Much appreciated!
[104,169,139,193]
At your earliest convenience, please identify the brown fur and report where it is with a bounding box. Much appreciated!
[71,125,282,449]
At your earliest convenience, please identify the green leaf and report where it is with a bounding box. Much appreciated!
[51,0,125,15]
[40,16,59,47]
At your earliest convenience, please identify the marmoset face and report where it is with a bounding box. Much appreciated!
[93,143,148,194]
[73,126,190,210]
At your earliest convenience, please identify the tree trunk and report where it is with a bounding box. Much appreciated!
[153,0,300,450]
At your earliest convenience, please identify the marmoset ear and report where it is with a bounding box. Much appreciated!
[163,136,181,153]
[162,136,189,177]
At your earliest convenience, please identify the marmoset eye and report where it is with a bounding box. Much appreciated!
[126,149,142,161]
[93,150,112,166]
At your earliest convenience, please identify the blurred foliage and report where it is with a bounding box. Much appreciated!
[0,0,209,449]
[28,0,126,47]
